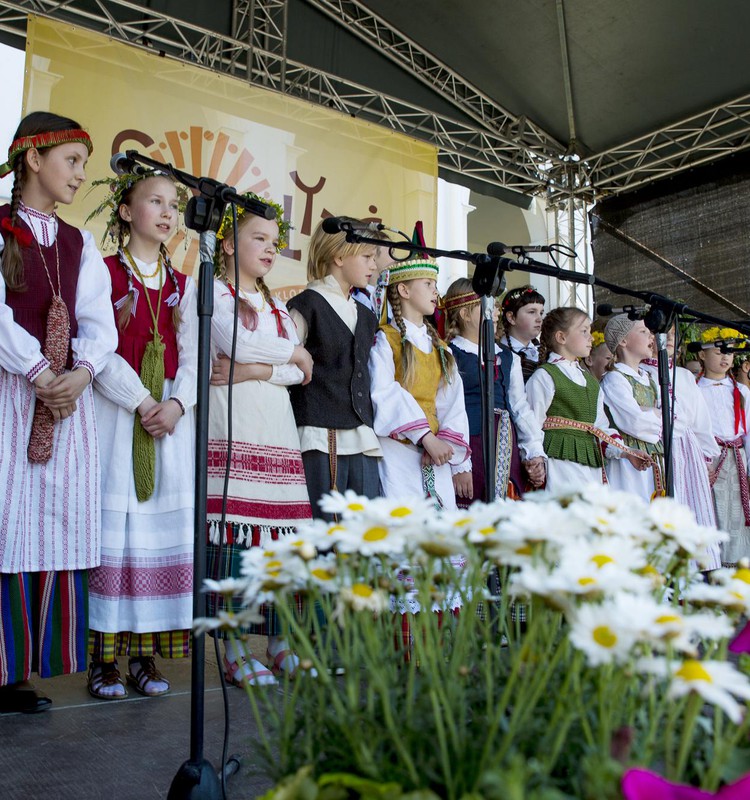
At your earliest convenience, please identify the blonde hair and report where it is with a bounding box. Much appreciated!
[114,175,182,332]
[307,217,376,282]
[387,282,455,391]
[217,211,288,339]
[539,306,589,362]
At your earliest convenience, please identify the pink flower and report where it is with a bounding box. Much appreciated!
[729,620,750,654]
[621,769,750,799]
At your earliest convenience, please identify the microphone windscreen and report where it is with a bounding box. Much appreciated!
[321,216,343,234]
[596,304,614,316]
[486,241,507,257]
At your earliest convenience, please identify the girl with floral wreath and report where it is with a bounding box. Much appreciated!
[85,169,197,699]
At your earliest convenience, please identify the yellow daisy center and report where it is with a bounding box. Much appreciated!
[515,545,532,556]
[453,517,473,528]
[578,576,596,586]
[311,568,334,581]
[656,614,681,625]
[389,506,412,517]
[592,626,617,648]
[363,526,388,542]
[265,560,282,570]
[591,554,614,569]
[327,525,346,536]
[352,583,374,598]
[347,502,365,512]
[676,660,712,683]
[734,568,750,585]
[478,526,495,536]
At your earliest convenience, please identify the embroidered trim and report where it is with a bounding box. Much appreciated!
[27,358,50,382]
[73,359,95,383]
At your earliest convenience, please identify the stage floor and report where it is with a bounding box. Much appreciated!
[0,635,276,800]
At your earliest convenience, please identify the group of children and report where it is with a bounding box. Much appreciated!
[1,111,748,713]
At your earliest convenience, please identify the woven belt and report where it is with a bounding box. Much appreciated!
[712,436,750,526]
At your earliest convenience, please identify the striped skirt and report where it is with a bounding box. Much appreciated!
[0,570,88,685]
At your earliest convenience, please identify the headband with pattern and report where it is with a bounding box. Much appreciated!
[386,257,439,285]
[444,289,480,312]
[0,128,93,178]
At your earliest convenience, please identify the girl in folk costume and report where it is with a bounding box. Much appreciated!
[0,113,117,713]
[525,308,650,492]
[287,220,381,520]
[207,196,313,687]
[640,326,721,569]
[443,278,545,502]
[696,328,750,567]
[499,285,545,383]
[369,260,470,509]
[601,316,665,500]
[581,324,613,381]
[85,172,197,699]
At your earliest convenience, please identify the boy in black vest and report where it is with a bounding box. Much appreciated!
[288,219,382,520]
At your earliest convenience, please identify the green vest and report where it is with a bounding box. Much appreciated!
[608,371,665,460]
[540,363,603,468]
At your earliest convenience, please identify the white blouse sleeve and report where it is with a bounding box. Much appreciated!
[268,299,305,386]
[369,329,432,445]
[212,281,295,365]
[675,368,719,460]
[435,365,471,466]
[508,353,545,460]
[170,276,198,411]
[524,367,554,429]
[94,353,151,413]
[70,231,118,380]
[601,370,662,444]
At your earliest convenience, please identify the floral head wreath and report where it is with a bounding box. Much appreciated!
[700,326,747,346]
[214,192,290,272]
[0,128,93,178]
[591,330,606,349]
[501,284,544,311]
[86,170,188,248]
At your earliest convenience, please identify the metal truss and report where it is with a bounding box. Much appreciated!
[574,92,750,199]
[0,0,553,194]
[0,0,747,202]
[302,0,564,158]
[545,198,593,314]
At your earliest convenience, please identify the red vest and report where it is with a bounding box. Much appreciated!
[105,254,186,380]
[0,204,82,370]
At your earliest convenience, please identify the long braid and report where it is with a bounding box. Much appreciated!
[425,319,455,385]
[387,286,417,390]
[160,243,182,332]
[115,225,137,330]
[257,277,289,339]
[2,158,25,291]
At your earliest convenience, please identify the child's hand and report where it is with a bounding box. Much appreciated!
[137,395,159,418]
[291,345,313,385]
[625,449,653,471]
[140,399,183,438]
[35,367,90,408]
[524,456,546,487]
[211,355,272,385]
[421,432,454,466]
[453,471,473,500]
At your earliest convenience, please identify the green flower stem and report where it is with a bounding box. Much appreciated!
[704,708,750,790]
[673,692,703,782]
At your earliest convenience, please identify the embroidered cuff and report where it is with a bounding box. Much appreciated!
[73,359,95,384]
[27,358,50,383]
[170,396,186,416]
[391,420,431,444]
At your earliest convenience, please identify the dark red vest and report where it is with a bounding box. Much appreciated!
[105,254,186,380]
[0,204,82,370]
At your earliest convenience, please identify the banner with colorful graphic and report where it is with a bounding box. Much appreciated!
[23,17,438,295]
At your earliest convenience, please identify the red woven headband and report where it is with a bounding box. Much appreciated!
[0,128,93,178]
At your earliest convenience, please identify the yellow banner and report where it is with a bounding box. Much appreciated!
[23,17,437,295]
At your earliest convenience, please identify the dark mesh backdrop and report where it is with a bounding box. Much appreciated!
[590,152,750,322]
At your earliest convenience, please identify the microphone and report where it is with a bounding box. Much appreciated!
[321,216,398,235]
[596,303,649,319]
[487,242,554,256]
[686,339,740,353]
[110,152,150,176]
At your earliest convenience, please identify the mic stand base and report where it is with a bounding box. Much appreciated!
[168,759,223,800]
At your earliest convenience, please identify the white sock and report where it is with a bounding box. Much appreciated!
[224,640,276,687]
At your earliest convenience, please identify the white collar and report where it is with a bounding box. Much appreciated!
[451,335,500,356]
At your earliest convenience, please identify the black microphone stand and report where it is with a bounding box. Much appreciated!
[335,225,592,503]
[117,151,276,800]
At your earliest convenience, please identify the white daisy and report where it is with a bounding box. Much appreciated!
[636,657,750,724]
[318,489,372,518]
[568,602,637,666]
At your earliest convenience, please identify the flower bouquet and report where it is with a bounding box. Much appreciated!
[197,485,750,799]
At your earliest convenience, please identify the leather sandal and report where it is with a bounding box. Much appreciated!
[222,654,276,687]
[127,657,170,697]
[87,661,127,700]
[266,648,301,679]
